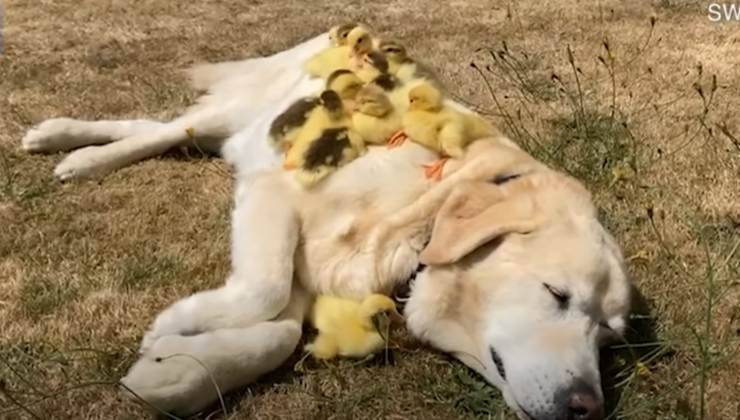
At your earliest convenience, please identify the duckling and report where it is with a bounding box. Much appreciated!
[378,40,438,83]
[268,96,321,153]
[355,50,389,83]
[305,294,402,360]
[351,84,402,145]
[294,126,366,188]
[364,65,434,117]
[284,90,350,170]
[329,22,359,46]
[326,69,364,109]
[304,26,371,78]
[402,82,499,180]
[364,72,424,145]
[346,25,375,69]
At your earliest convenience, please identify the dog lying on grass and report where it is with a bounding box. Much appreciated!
[22,32,631,420]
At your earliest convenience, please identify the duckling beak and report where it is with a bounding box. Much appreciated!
[389,309,404,324]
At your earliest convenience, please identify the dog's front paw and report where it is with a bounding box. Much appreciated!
[22,118,78,153]
[54,145,115,180]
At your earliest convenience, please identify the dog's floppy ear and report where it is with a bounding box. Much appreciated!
[420,180,544,265]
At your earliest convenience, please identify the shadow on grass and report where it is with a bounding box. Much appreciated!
[600,285,672,419]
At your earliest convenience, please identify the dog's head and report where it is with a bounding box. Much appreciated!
[411,170,631,420]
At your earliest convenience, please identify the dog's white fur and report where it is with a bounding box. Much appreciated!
[23,33,631,419]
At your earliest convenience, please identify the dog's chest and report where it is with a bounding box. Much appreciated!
[294,145,437,298]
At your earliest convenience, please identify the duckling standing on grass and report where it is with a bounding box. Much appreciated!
[401,82,499,180]
[351,84,403,145]
[306,294,403,360]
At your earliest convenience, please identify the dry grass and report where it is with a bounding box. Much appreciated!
[1,0,738,419]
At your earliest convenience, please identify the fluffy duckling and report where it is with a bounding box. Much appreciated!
[378,40,438,83]
[304,26,371,79]
[363,64,435,117]
[268,97,320,153]
[355,50,389,83]
[326,69,364,109]
[364,72,426,144]
[305,294,402,360]
[284,90,350,169]
[401,82,498,180]
[346,25,374,69]
[329,22,359,46]
[294,126,366,188]
[268,71,361,155]
[351,84,403,145]
[282,90,365,188]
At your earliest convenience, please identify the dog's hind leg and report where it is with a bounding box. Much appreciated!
[22,118,168,153]
[52,105,232,180]
[139,174,299,353]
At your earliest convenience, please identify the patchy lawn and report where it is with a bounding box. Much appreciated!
[1,0,738,419]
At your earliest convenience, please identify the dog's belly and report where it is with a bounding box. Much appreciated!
[295,143,437,298]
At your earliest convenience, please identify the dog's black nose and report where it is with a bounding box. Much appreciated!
[567,390,602,420]
[554,379,604,420]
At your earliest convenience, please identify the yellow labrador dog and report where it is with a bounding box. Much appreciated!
[23,32,630,420]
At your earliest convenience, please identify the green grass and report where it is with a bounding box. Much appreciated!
[19,275,82,321]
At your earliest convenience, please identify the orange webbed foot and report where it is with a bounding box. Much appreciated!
[422,158,449,181]
[387,130,407,148]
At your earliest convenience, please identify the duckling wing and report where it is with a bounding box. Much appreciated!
[402,111,442,151]
[438,118,468,158]
[311,296,360,332]
[462,112,498,140]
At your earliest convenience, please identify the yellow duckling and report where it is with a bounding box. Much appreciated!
[355,50,389,83]
[378,40,438,83]
[283,90,349,169]
[268,71,362,156]
[346,25,374,70]
[304,26,371,79]
[306,294,402,360]
[401,82,499,180]
[326,69,364,110]
[294,125,366,188]
[329,22,359,46]
[351,84,402,145]
[268,96,321,154]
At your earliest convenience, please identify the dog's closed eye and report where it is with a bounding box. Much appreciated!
[490,347,506,380]
[543,283,570,309]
